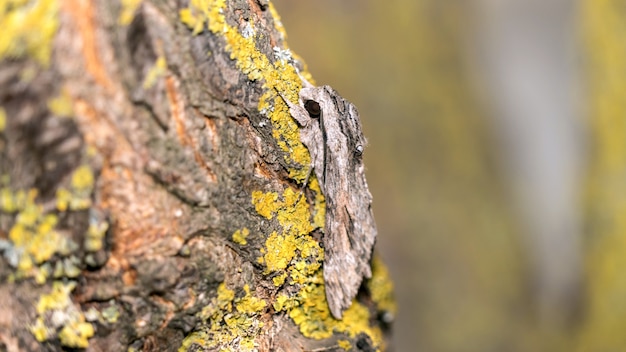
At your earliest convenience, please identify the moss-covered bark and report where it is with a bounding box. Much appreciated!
[0,0,394,351]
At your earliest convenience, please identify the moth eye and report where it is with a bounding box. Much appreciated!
[304,100,321,118]
[355,144,364,155]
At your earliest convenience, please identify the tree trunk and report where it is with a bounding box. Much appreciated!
[0,1,394,351]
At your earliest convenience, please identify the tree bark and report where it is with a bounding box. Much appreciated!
[0,0,394,351]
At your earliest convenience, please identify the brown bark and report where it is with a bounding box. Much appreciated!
[0,1,394,351]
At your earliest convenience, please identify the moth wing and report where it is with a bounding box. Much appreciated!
[323,205,360,319]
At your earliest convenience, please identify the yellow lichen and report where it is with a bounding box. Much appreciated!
[251,190,279,219]
[0,106,6,131]
[251,188,382,347]
[267,2,287,40]
[2,164,95,282]
[36,280,74,313]
[142,56,167,89]
[6,188,64,277]
[30,317,49,342]
[56,164,94,211]
[47,88,73,117]
[263,231,297,273]
[71,164,94,191]
[55,187,71,212]
[177,0,384,347]
[31,281,94,348]
[84,219,108,252]
[0,0,59,66]
[235,284,267,314]
[272,272,287,286]
[119,0,142,25]
[182,282,267,352]
[338,339,352,351]
[232,227,250,245]
[179,0,311,182]
[252,189,320,276]
[216,282,235,310]
[367,256,397,318]
[58,319,94,348]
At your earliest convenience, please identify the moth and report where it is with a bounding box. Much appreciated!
[280,79,377,319]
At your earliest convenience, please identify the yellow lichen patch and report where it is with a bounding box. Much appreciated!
[267,2,287,40]
[47,88,74,117]
[31,281,94,348]
[142,56,167,89]
[252,189,320,275]
[263,231,297,273]
[367,256,397,318]
[177,0,383,346]
[182,282,267,352]
[0,0,59,66]
[272,272,287,286]
[36,280,74,313]
[179,0,312,182]
[0,106,6,131]
[252,186,382,346]
[232,227,250,245]
[4,188,66,278]
[338,339,352,351]
[282,277,383,348]
[58,319,95,349]
[251,190,279,219]
[72,164,94,191]
[84,219,108,252]
[1,165,96,282]
[56,164,94,211]
[235,284,267,314]
[275,187,314,236]
[118,0,142,25]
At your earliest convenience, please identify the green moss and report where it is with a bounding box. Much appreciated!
[0,0,59,66]
[31,281,94,348]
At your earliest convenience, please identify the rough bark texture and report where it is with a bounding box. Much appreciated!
[0,0,394,351]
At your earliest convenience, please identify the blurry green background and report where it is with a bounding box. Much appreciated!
[273,0,626,351]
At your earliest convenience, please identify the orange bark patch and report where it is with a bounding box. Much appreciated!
[166,76,218,183]
[62,0,114,92]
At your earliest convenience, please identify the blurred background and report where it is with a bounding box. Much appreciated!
[273,1,626,351]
